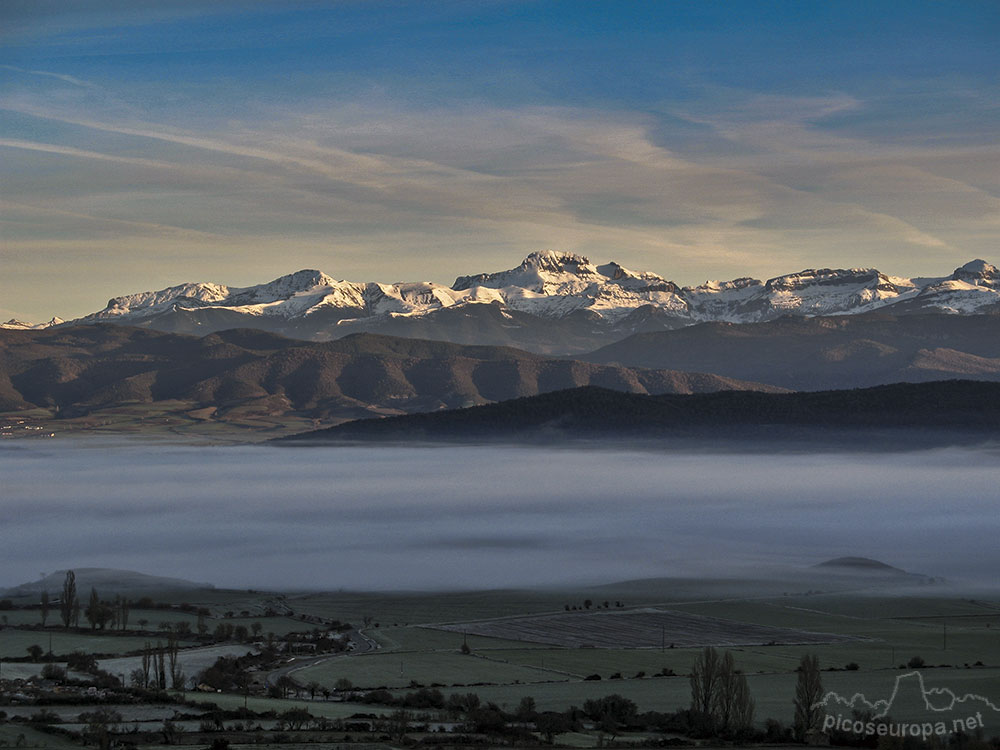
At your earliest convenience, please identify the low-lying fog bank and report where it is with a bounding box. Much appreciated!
[2,440,997,591]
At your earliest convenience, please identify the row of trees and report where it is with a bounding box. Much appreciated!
[129,637,185,690]
[49,571,131,630]
[42,571,274,641]
[688,647,826,741]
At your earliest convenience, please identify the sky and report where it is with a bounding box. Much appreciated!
[1,0,998,322]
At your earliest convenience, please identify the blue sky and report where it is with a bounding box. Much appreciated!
[2,0,998,320]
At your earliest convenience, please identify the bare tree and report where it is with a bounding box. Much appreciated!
[156,644,167,690]
[117,595,130,631]
[713,651,738,733]
[85,587,112,630]
[794,653,824,741]
[83,586,101,630]
[40,591,50,627]
[141,642,153,688]
[167,634,184,690]
[60,571,76,628]
[690,646,722,721]
[731,670,756,737]
[690,647,756,738]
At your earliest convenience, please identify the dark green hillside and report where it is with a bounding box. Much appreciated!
[280,380,1000,444]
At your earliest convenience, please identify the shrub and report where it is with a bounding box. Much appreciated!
[41,664,66,681]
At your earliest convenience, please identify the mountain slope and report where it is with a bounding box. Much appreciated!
[583,312,1000,391]
[0,325,781,431]
[279,381,1000,445]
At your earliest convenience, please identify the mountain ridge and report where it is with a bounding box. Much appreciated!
[5,253,998,355]
[0,325,782,433]
[583,312,1000,391]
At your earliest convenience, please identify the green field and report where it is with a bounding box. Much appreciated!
[4,576,1000,744]
[296,649,569,690]
[0,629,196,659]
[368,624,545,653]
[280,584,1000,732]
[453,666,1000,724]
[0,724,80,750]
[284,589,582,627]
[177,691,393,719]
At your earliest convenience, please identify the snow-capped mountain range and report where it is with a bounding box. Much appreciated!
[4,252,999,351]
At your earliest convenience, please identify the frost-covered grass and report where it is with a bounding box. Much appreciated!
[432,608,857,649]
[99,644,257,683]
[285,589,585,628]
[0,609,52,626]
[671,594,1000,624]
[372,625,543,653]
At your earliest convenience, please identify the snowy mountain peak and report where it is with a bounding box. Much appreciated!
[453,251,599,292]
[686,277,761,294]
[102,281,232,318]
[523,249,592,271]
[225,269,339,305]
[1,316,66,330]
[957,259,997,274]
[452,252,679,302]
[953,259,999,287]
[764,267,888,292]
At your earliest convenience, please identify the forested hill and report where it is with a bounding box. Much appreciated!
[278,380,1000,445]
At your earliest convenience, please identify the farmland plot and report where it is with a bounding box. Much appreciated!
[430,607,859,648]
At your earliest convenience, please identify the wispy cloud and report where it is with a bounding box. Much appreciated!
[0,64,97,88]
[2,65,998,319]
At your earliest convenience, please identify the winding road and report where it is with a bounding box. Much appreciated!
[264,627,378,691]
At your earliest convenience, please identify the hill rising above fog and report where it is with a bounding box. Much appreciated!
[2,568,212,597]
[279,380,1000,446]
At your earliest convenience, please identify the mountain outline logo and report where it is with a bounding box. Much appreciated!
[814,670,1000,718]
[817,671,999,740]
